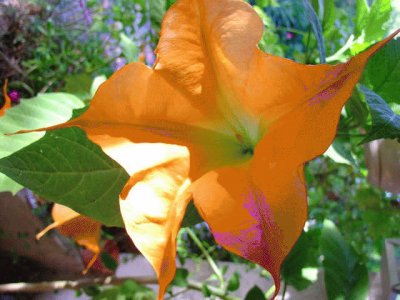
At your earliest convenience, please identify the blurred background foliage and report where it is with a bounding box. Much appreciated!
[0,0,400,299]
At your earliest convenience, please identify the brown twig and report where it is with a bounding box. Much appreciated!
[0,276,158,293]
[0,50,25,76]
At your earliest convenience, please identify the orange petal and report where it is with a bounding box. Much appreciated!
[119,153,191,300]
[37,204,101,271]
[88,135,189,177]
[155,0,263,97]
[251,30,400,164]
[1,79,12,117]
[191,163,307,298]
[89,136,192,298]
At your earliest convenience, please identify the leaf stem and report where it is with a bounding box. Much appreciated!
[282,280,287,300]
[274,27,307,35]
[185,228,225,290]
[336,132,365,137]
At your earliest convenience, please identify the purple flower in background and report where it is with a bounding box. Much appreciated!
[102,0,110,9]
[144,44,155,66]
[8,90,20,104]
[112,57,127,71]
[79,0,93,26]
[286,32,295,40]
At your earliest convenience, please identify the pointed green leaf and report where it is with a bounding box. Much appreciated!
[181,201,203,228]
[364,0,392,43]
[244,285,265,300]
[62,74,93,101]
[303,0,326,62]
[119,33,139,63]
[281,230,319,291]
[171,268,189,287]
[227,272,240,292]
[0,128,128,227]
[355,0,369,37]
[321,220,369,300]
[360,85,400,143]
[0,93,84,193]
[364,38,400,104]
[322,0,336,31]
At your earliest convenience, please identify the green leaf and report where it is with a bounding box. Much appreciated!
[101,252,118,271]
[322,0,336,31]
[303,0,326,62]
[166,0,176,9]
[120,280,155,298]
[355,0,369,37]
[331,138,356,165]
[149,0,166,30]
[201,283,212,297]
[119,33,139,63]
[90,75,107,98]
[364,0,392,43]
[359,85,400,143]
[244,285,266,300]
[353,187,381,209]
[0,93,84,193]
[281,231,318,291]
[0,175,21,195]
[321,220,369,300]
[255,0,279,8]
[352,0,392,53]
[62,74,93,101]
[181,201,203,227]
[171,268,189,287]
[227,272,240,292]
[364,38,400,104]
[0,128,128,227]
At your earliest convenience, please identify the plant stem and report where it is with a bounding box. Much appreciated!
[282,280,287,300]
[337,132,365,137]
[274,27,307,35]
[187,280,240,300]
[185,228,225,290]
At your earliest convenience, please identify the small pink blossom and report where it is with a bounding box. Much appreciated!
[286,32,295,40]
[8,90,20,104]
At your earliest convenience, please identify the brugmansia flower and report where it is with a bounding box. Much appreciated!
[35,0,398,298]
[36,203,102,274]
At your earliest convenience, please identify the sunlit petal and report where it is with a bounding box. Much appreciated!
[191,163,307,298]
[120,156,191,300]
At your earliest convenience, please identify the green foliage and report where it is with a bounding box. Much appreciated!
[226,272,240,292]
[171,268,189,287]
[302,0,326,62]
[281,230,319,291]
[0,128,128,227]
[120,33,140,63]
[181,201,204,227]
[0,93,84,193]
[321,220,369,300]
[355,0,369,37]
[364,38,400,104]
[83,280,155,300]
[352,0,392,53]
[359,85,400,142]
[22,19,107,93]
[101,252,118,271]
[244,285,266,300]
[62,74,93,102]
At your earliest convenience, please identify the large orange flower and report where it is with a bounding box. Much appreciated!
[39,0,398,298]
